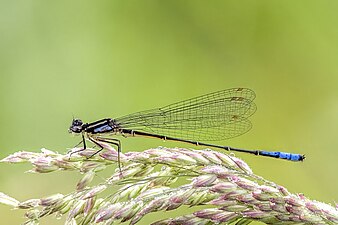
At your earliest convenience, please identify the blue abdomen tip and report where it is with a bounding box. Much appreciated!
[259,151,305,161]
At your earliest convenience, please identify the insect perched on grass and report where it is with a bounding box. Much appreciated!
[69,88,305,170]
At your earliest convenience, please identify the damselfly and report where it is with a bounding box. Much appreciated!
[69,88,304,169]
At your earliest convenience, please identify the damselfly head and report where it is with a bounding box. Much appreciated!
[69,118,84,133]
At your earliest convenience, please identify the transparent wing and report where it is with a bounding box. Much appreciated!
[115,88,256,141]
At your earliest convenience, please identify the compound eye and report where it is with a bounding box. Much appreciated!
[69,118,84,133]
[73,119,83,126]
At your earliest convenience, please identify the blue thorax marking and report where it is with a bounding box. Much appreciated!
[93,124,114,133]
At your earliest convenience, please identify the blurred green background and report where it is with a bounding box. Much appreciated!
[1,1,338,224]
